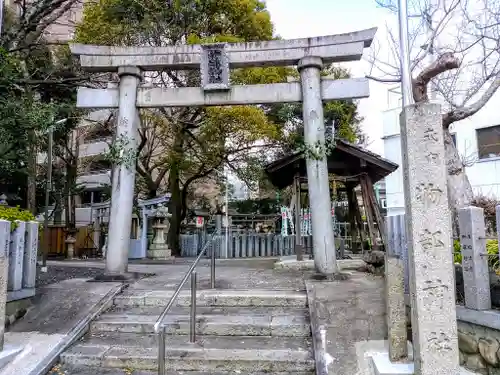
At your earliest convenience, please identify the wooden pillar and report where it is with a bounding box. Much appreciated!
[346,184,360,253]
[359,173,378,251]
[350,185,366,251]
[362,174,387,248]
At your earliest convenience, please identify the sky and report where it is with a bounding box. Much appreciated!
[265,0,396,154]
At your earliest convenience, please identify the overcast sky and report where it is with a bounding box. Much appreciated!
[265,0,396,154]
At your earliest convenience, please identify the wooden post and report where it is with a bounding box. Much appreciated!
[362,174,387,248]
[346,184,360,252]
[350,185,366,251]
[359,174,378,250]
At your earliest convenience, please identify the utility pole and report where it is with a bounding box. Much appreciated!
[224,170,229,259]
[398,0,413,106]
[41,127,54,272]
[41,118,67,272]
[0,0,4,38]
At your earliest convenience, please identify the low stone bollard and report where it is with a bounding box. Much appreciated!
[0,219,39,351]
[0,220,10,349]
[459,206,491,311]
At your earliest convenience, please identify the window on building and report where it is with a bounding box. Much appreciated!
[84,124,113,143]
[88,159,112,174]
[477,126,500,160]
[380,199,387,209]
[80,189,108,206]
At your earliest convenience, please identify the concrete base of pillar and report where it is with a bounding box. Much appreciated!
[369,351,475,375]
[294,244,304,261]
[0,345,23,370]
[274,256,364,272]
[147,246,172,260]
[91,272,142,282]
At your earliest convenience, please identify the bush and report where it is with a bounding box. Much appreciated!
[471,195,499,233]
[454,238,500,272]
[0,206,35,230]
[487,239,499,270]
[453,239,462,264]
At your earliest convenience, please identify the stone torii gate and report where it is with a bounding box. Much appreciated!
[70,28,376,279]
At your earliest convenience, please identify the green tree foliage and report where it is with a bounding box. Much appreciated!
[75,0,291,253]
[75,0,365,254]
[0,205,35,230]
[268,65,364,158]
[0,2,85,211]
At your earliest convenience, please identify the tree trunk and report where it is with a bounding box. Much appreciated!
[147,189,157,199]
[168,166,182,256]
[53,189,63,224]
[65,163,78,231]
[443,128,474,236]
[167,128,184,256]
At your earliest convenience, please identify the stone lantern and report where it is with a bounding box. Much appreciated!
[148,203,172,260]
[65,235,77,259]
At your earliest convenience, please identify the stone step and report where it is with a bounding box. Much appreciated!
[90,310,311,337]
[55,364,315,375]
[114,289,307,308]
[60,332,315,373]
[108,304,309,316]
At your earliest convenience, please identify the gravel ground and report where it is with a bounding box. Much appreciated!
[36,266,106,287]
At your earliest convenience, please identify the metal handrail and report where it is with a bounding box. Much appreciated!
[154,232,217,375]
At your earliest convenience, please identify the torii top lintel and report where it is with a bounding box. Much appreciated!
[69,27,377,72]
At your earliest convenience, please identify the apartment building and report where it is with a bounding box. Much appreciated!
[382,87,500,216]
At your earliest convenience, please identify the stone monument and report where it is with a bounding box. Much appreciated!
[70,28,376,278]
[148,204,172,260]
[370,104,470,375]
[458,206,491,311]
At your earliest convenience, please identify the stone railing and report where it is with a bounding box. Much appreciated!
[388,206,500,374]
[0,219,39,302]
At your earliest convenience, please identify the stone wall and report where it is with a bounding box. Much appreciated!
[405,306,500,374]
[457,320,500,374]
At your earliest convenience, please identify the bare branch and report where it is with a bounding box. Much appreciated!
[413,52,460,102]
[366,75,401,83]
[443,73,500,127]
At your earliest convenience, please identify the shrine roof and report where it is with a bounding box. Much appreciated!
[264,139,398,189]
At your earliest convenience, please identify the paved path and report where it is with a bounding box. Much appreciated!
[46,260,387,375]
[47,259,308,290]
[3,279,122,375]
[306,272,386,375]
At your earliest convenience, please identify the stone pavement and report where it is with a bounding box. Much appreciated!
[47,259,387,375]
[2,278,123,375]
[306,272,386,375]
[48,258,308,290]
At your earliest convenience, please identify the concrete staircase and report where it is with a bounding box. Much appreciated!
[58,289,316,374]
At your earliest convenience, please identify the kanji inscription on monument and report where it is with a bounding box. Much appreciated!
[415,183,443,208]
[401,103,459,374]
[459,206,491,310]
[201,43,229,91]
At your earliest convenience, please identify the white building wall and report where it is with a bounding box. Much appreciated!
[382,89,500,216]
[449,95,500,198]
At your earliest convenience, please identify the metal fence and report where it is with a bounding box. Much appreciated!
[180,233,314,258]
[180,220,371,258]
[386,207,500,309]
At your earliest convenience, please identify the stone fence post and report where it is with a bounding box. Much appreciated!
[385,214,408,361]
[8,221,25,292]
[496,204,500,264]
[0,220,9,350]
[459,206,491,311]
